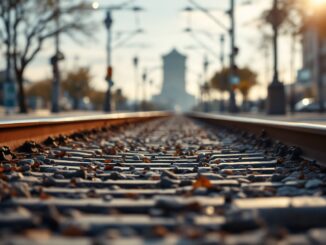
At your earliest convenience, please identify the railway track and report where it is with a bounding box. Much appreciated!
[0,112,326,244]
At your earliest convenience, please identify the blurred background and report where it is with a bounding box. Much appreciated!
[0,0,326,122]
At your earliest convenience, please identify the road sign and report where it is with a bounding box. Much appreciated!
[4,82,16,108]
[230,75,240,85]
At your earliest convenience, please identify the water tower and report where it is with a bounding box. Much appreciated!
[153,49,195,111]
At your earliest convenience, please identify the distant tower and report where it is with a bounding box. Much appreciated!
[153,48,195,111]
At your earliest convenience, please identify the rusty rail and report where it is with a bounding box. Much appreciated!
[0,111,171,150]
[187,112,326,165]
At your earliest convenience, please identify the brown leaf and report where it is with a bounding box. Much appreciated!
[107,147,117,155]
[153,225,169,238]
[40,190,51,200]
[277,157,284,164]
[143,157,151,163]
[31,162,40,170]
[62,225,84,237]
[104,165,114,171]
[55,151,66,158]
[192,175,213,189]
[221,169,233,175]
[213,159,221,164]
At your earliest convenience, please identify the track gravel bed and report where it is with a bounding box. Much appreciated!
[1,116,326,244]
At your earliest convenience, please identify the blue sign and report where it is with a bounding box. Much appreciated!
[4,82,16,108]
[230,75,240,85]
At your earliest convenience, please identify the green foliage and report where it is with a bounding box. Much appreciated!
[26,67,128,111]
[210,68,229,92]
[210,67,257,99]
[62,67,93,101]
[26,78,52,104]
[88,90,105,110]
[0,0,95,113]
[235,67,257,99]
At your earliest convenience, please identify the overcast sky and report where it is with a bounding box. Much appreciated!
[4,0,303,102]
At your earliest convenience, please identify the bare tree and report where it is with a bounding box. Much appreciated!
[0,0,93,113]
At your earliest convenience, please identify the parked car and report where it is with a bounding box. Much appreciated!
[295,98,325,112]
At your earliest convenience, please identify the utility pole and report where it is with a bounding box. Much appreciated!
[133,56,139,111]
[266,0,286,115]
[142,69,147,110]
[228,0,238,113]
[220,34,225,69]
[51,0,63,113]
[104,11,114,112]
[4,10,16,114]
[317,34,325,113]
[203,55,209,112]
[289,33,296,114]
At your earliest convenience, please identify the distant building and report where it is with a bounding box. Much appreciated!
[153,49,195,111]
[298,26,326,99]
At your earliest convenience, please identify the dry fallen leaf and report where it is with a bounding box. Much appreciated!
[62,225,84,237]
[143,157,151,163]
[153,225,169,238]
[107,147,117,155]
[192,175,212,189]
[55,151,66,158]
[104,165,114,171]
[39,190,51,200]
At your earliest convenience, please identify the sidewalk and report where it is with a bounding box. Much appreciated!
[0,108,106,122]
[1,107,326,126]
[219,112,326,125]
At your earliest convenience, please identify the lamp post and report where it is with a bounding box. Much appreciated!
[266,0,286,115]
[142,69,147,109]
[103,11,114,112]
[51,0,64,113]
[220,34,225,69]
[185,0,239,113]
[228,0,238,113]
[133,56,139,111]
[141,65,161,108]
[203,55,210,112]
[84,1,144,113]
[314,2,326,113]
[317,32,325,113]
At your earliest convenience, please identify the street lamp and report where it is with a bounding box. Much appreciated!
[228,0,238,113]
[220,34,225,69]
[91,1,144,112]
[133,56,139,111]
[309,0,326,112]
[51,0,64,113]
[184,0,239,113]
[103,11,114,112]
[266,0,286,115]
[142,69,147,101]
[140,65,161,108]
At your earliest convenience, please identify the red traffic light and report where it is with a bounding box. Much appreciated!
[106,66,113,81]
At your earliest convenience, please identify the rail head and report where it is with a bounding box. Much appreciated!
[187,112,326,165]
[0,111,172,150]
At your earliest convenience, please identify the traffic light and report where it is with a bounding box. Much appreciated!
[106,66,113,81]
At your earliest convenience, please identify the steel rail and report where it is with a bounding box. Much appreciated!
[0,111,171,150]
[187,112,326,165]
